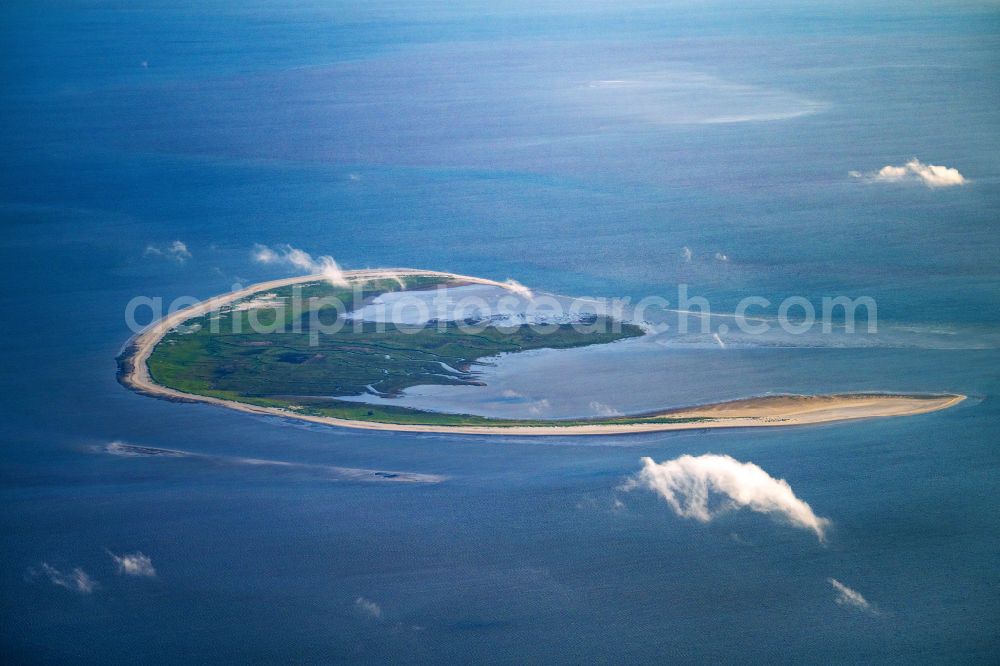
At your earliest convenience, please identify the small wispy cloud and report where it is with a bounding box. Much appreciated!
[101,441,445,483]
[501,389,555,415]
[29,563,98,594]
[355,596,382,619]
[589,400,622,417]
[729,532,752,546]
[252,244,348,286]
[681,246,693,262]
[829,578,879,615]
[714,252,729,262]
[107,550,156,578]
[145,240,192,263]
[850,159,966,188]
[527,398,551,415]
[503,279,534,299]
[576,494,627,514]
[623,454,829,541]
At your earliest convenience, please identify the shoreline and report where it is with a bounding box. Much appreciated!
[118,269,966,436]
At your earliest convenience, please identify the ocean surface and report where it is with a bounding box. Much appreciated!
[1,1,998,663]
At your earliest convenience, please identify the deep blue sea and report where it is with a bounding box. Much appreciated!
[2,1,999,663]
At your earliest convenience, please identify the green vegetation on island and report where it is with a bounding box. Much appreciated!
[146,276,705,427]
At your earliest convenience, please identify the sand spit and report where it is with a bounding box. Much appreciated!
[118,270,965,436]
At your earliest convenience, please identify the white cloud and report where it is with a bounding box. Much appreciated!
[589,400,622,417]
[851,159,966,188]
[829,578,878,615]
[527,398,551,415]
[252,244,280,264]
[682,246,693,262]
[145,240,192,263]
[169,240,191,260]
[252,244,348,286]
[502,389,556,416]
[623,454,829,541]
[503,279,534,299]
[714,252,729,262]
[108,550,156,577]
[31,563,98,594]
[377,269,407,289]
[729,532,752,546]
[355,596,382,619]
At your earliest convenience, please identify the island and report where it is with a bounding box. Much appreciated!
[118,269,965,435]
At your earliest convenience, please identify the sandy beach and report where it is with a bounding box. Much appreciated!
[119,270,965,436]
